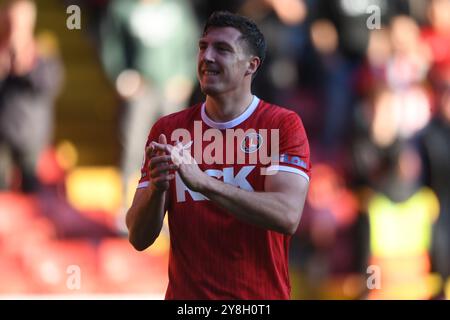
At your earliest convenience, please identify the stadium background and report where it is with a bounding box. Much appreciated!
[1,0,449,299]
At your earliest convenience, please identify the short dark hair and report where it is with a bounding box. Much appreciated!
[203,11,266,74]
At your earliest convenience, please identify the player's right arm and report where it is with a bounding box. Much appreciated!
[126,134,176,251]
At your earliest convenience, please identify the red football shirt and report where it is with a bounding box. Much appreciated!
[138,96,311,299]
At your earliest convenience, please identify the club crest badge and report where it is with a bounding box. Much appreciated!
[241,133,263,153]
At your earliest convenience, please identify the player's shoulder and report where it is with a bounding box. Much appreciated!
[257,99,303,125]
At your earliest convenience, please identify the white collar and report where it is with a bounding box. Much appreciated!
[201,96,260,129]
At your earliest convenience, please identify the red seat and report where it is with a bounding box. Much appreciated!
[97,238,168,295]
[0,192,41,237]
[0,192,55,256]
[21,240,99,294]
[0,254,33,295]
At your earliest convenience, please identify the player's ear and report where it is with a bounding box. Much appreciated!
[245,56,260,77]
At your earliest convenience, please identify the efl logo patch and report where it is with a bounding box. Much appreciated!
[280,154,308,169]
[240,133,263,153]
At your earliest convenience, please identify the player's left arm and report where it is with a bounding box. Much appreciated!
[198,170,309,235]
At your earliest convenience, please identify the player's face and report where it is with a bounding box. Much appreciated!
[197,27,252,96]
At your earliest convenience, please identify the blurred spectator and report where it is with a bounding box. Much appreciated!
[421,0,450,86]
[0,6,11,80]
[237,0,323,145]
[0,0,63,192]
[351,85,432,190]
[309,18,356,152]
[387,15,430,89]
[294,163,368,299]
[367,144,439,299]
[354,28,392,99]
[356,16,430,95]
[370,85,431,147]
[417,83,450,297]
[98,0,199,227]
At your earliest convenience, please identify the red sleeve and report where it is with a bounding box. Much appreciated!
[266,112,311,181]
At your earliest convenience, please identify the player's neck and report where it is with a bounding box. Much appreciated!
[204,92,254,123]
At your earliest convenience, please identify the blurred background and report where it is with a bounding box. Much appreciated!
[0,0,449,299]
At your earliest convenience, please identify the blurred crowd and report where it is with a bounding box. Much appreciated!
[0,0,450,299]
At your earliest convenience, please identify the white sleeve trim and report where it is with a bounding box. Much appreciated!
[137,181,150,189]
[266,165,310,182]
